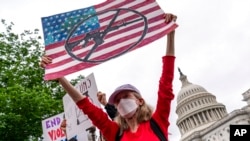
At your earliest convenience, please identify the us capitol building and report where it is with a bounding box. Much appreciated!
[176,68,250,141]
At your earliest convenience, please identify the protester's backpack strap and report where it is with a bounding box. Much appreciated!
[115,118,167,141]
[115,128,123,141]
[150,118,167,141]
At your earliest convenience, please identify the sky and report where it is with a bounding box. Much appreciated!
[1,0,250,140]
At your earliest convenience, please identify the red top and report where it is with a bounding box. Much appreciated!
[77,56,175,141]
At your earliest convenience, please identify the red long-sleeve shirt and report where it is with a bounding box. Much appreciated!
[77,56,175,141]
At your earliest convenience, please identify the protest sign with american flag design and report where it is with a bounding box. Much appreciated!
[41,0,178,80]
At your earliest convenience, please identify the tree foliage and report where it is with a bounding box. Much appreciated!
[0,19,81,140]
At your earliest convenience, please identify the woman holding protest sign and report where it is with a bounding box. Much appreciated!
[40,13,177,141]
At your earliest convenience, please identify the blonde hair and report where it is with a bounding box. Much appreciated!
[114,92,153,131]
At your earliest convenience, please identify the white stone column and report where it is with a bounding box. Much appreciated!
[211,109,217,119]
[194,114,200,125]
[205,110,212,121]
[201,112,207,123]
[190,116,195,127]
[197,113,203,124]
[215,108,221,118]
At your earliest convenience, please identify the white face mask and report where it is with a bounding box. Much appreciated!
[117,98,138,118]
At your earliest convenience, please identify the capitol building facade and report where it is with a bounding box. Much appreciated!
[176,69,250,141]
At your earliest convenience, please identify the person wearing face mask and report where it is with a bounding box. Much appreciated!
[40,13,177,141]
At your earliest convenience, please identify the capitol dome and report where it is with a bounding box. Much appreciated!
[176,68,228,140]
[177,82,208,104]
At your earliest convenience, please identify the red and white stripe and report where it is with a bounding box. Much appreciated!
[44,0,178,80]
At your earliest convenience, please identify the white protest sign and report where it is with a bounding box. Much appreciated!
[63,73,100,140]
[41,113,66,141]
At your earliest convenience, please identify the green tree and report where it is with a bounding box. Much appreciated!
[0,20,82,140]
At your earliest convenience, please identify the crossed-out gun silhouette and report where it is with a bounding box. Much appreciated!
[65,8,148,63]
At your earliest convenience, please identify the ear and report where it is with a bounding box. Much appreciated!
[137,98,144,106]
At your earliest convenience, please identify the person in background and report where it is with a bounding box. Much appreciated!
[97,92,117,120]
[60,118,78,141]
[60,118,67,133]
[41,13,177,141]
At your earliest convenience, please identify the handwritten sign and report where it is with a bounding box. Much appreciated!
[42,113,66,141]
[62,73,100,139]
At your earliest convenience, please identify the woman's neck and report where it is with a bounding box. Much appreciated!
[126,116,139,133]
